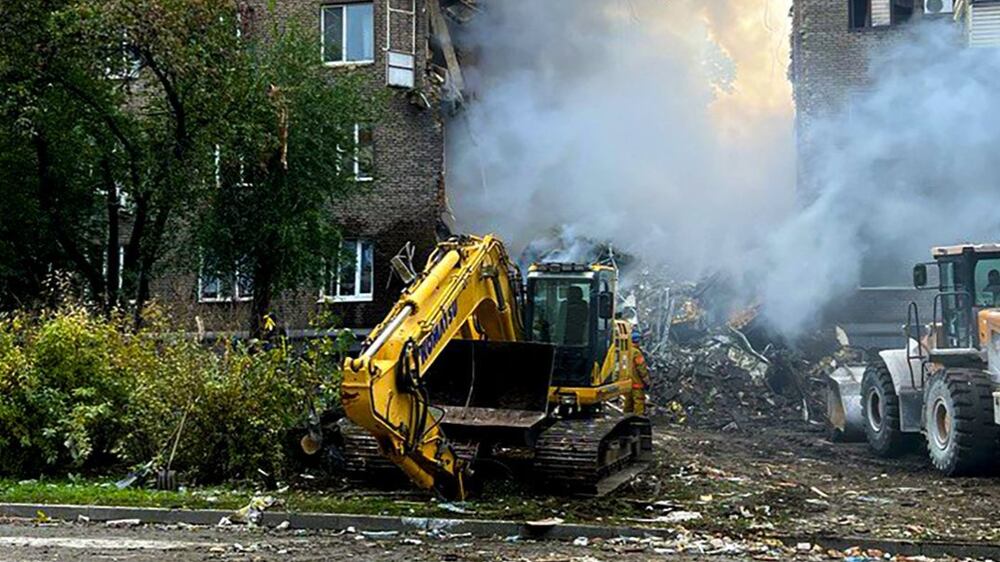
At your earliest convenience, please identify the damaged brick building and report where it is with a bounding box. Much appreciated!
[792,0,999,199]
[789,0,999,348]
[152,0,463,337]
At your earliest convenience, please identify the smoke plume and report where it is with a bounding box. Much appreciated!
[762,22,1000,333]
[447,2,1000,335]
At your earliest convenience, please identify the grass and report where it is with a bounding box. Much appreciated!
[0,478,250,511]
[0,477,564,520]
[0,455,779,534]
[0,476,654,526]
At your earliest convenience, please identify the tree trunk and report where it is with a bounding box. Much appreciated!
[123,191,149,305]
[102,158,120,315]
[132,204,171,330]
[34,133,106,301]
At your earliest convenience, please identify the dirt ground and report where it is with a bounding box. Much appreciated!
[414,416,1000,545]
[4,418,1000,561]
[644,419,1000,543]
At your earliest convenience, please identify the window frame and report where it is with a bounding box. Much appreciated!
[850,0,877,30]
[849,0,914,30]
[337,124,375,181]
[198,265,253,303]
[321,239,375,303]
[353,123,374,182]
[321,2,376,67]
[102,245,125,293]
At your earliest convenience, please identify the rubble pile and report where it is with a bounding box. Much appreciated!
[626,271,834,431]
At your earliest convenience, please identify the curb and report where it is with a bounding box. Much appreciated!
[0,503,657,541]
[775,535,1000,560]
[4,503,1000,559]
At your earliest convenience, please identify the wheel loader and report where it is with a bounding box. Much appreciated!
[827,243,1000,475]
[331,234,652,499]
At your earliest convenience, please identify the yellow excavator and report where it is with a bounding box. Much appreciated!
[337,234,652,499]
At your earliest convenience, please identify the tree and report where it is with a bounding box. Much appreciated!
[0,0,246,321]
[197,20,381,338]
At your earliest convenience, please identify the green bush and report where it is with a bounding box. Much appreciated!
[0,306,345,482]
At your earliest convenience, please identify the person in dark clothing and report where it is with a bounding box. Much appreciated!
[561,286,589,345]
[984,269,1000,306]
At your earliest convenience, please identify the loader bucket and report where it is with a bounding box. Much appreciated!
[422,340,554,435]
[826,365,867,442]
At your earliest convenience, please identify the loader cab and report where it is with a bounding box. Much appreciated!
[524,264,616,388]
[914,244,1000,351]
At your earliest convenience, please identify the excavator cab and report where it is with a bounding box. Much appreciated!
[524,263,622,408]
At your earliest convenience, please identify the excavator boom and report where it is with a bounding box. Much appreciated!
[340,235,525,497]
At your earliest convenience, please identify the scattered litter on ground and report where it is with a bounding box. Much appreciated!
[105,518,141,528]
[526,517,565,528]
[229,494,279,526]
[360,530,399,539]
[438,502,475,514]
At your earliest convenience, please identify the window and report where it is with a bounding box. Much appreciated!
[339,124,374,181]
[975,258,1000,307]
[530,278,592,346]
[102,246,125,292]
[353,124,374,181]
[850,0,872,29]
[850,0,914,29]
[106,38,142,80]
[893,0,914,24]
[321,3,375,65]
[199,263,253,303]
[324,240,374,302]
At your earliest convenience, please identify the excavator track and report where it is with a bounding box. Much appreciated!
[533,415,653,496]
[336,418,403,483]
[337,419,481,485]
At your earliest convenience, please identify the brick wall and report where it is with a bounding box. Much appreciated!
[791,0,921,196]
[790,1,941,307]
[151,0,445,334]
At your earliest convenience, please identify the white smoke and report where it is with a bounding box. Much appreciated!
[762,22,1000,333]
[447,3,1000,335]
[447,0,795,272]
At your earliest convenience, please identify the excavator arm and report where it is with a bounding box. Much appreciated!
[340,235,524,498]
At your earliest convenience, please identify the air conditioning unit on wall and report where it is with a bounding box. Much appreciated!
[924,0,955,15]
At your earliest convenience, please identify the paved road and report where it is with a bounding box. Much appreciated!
[0,520,753,562]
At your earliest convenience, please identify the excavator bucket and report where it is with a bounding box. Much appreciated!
[826,365,867,442]
[423,340,554,436]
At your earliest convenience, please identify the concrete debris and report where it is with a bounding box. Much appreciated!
[630,271,836,431]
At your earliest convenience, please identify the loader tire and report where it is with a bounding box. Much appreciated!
[861,362,914,457]
[924,369,999,476]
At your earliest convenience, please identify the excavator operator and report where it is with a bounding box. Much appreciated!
[562,286,590,345]
[626,329,651,415]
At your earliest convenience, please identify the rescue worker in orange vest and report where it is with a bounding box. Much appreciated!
[625,329,651,415]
